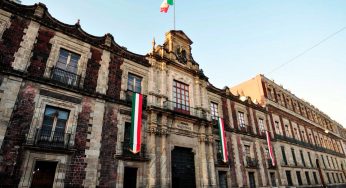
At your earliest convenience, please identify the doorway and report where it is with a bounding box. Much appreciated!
[123,167,137,188]
[30,161,58,188]
[248,172,256,188]
[172,147,196,188]
[218,171,228,188]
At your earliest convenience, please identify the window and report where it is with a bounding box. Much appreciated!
[210,102,219,120]
[265,148,270,159]
[285,124,290,136]
[281,146,288,165]
[321,155,326,168]
[244,145,251,157]
[286,171,293,186]
[308,152,313,167]
[296,171,302,185]
[305,171,311,185]
[41,106,69,142]
[292,148,297,166]
[327,173,331,183]
[313,172,319,184]
[128,74,142,93]
[270,172,276,187]
[173,80,189,112]
[238,112,245,128]
[124,122,131,141]
[56,48,80,73]
[332,173,336,183]
[52,48,81,86]
[327,156,331,168]
[275,121,280,134]
[300,150,306,167]
[258,118,265,133]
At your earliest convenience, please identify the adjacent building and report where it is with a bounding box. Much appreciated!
[0,1,345,187]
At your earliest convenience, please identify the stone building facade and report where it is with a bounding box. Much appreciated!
[0,1,345,187]
[231,75,346,188]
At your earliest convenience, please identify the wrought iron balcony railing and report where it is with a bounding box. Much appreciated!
[125,90,147,108]
[50,67,81,87]
[163,100,210,120]
[267,159,276,169]
[245,157,259,168]
[120,141,148,161]
[26,128,73,149]
[274,134,345,157]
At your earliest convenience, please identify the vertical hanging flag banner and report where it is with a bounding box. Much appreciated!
[266,130,276,166]
[130,93,143,154]
[160,0,174,13]
[218,117,228,163]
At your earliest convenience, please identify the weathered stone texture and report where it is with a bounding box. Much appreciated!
[12,21,40,71]
[0,83,37,187]
[27,27,55,77]
[83,47,102,93]
[64,98,92,187]
[106,55,123,100]
[0,16,28,69]
[98,104,118,187]
[221,97,230,127]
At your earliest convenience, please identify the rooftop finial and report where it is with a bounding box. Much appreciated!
[152,37,156,52]
[76,19,80,26]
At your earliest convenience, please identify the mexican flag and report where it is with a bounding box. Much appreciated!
[266,131,276,166]
[160,0,174,13]
[130,93,143,154]
[218,117,228,162]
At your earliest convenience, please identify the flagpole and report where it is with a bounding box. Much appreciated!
[173,0,176,30]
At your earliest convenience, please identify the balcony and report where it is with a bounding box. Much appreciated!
[238,124,253,135]
[216,152,230,166]
[274,134,345,157]
[125,90,147,109]
[117,141,148,161]
[245,157,259,168]
[50,67,81,88]
[163,100,210,120]
[267,159,276,169]
[25,128,73,150]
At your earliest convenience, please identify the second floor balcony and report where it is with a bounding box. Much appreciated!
[163,100,210,120]
[274,134,345,157]
[117,141,149,161]
[125,90,147,109]
[245,157,259,168]
[25,128,73,150]
[50,67,81,88]
[267,159,276,169]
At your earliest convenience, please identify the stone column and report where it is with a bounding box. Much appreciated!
[207,126,217,187]
[147,112,157,187]
[160,128,168,187]
[199,126,209,187]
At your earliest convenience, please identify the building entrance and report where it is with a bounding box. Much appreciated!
[30,161,57,188]
[172,147,196,188]
[123,167,137,188]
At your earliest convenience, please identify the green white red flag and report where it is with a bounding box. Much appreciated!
[218,117,228,162]
[160,0,174,13]
[130,93,143,154]
[266,131,276,166]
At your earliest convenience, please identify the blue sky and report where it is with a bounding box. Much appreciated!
[22,0,346,127]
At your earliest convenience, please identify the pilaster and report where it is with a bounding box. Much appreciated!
[12,21,40,71]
